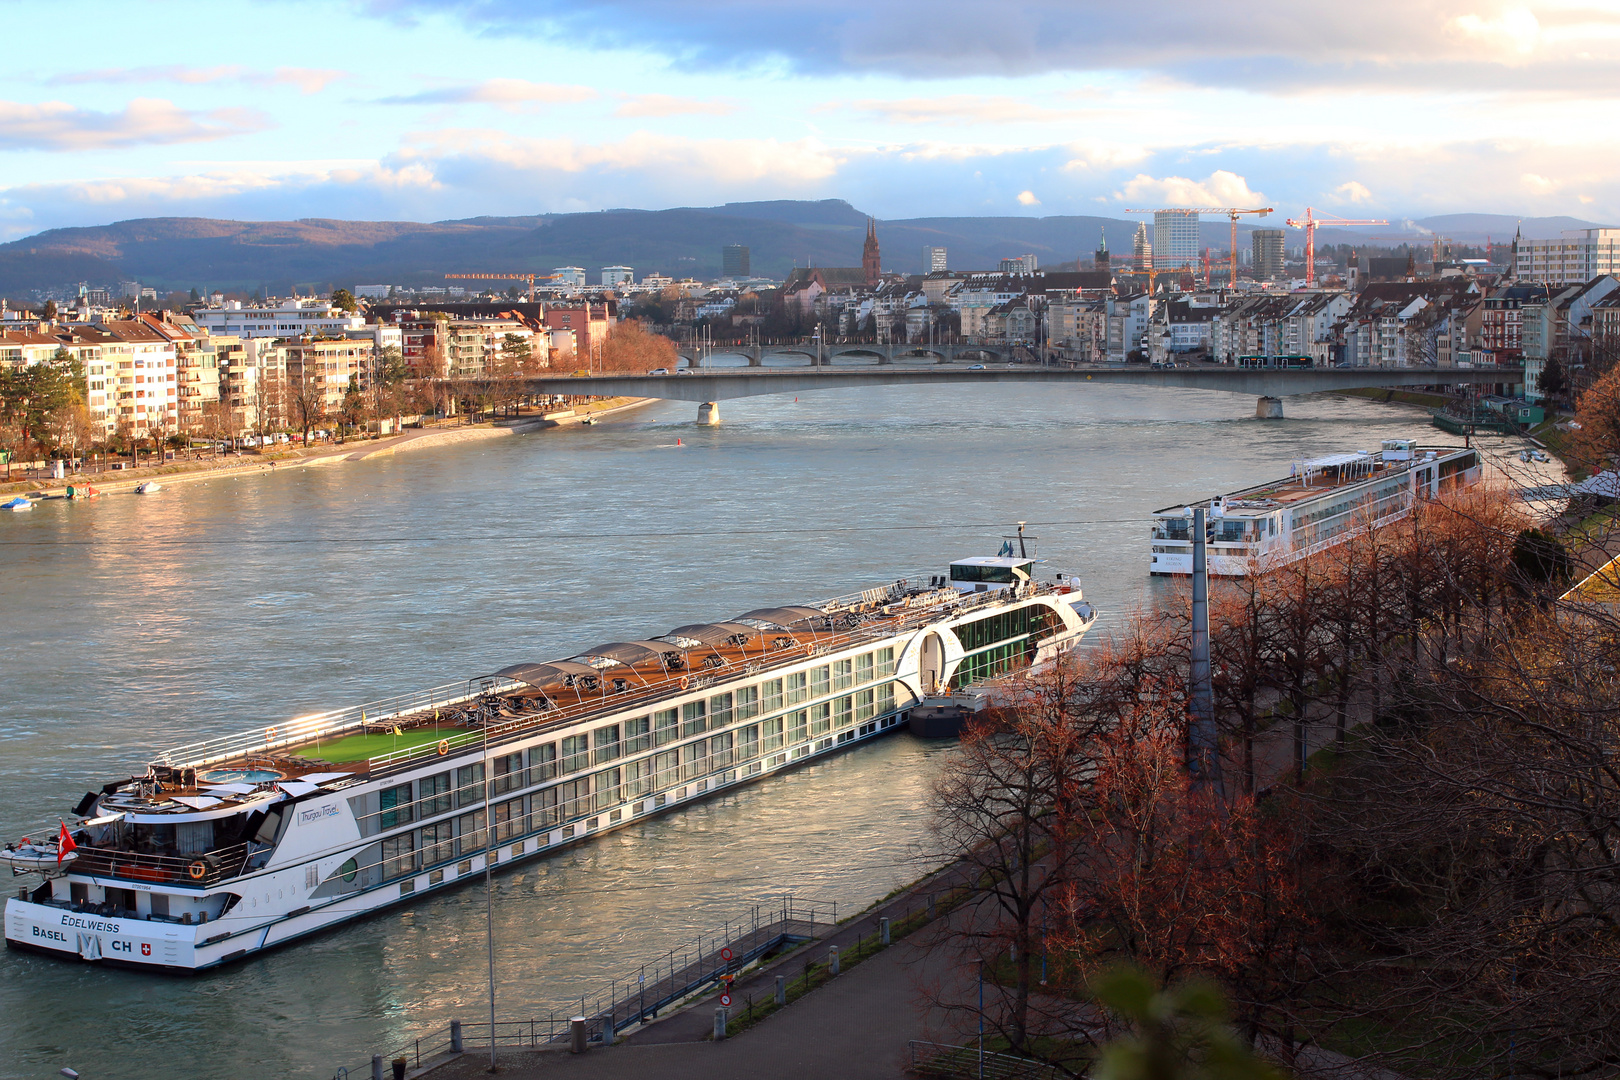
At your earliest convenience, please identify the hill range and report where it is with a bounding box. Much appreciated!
[0,201,1604,298]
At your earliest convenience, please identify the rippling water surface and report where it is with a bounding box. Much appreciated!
[0,383,1435,1079]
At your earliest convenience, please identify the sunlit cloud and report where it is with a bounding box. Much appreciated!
[1016,189,1040,206]
[613,94,735,117]
[1116,170,1268,207]
[49,66,348,94]
[830,95,1098,125]
[0,98,270,152]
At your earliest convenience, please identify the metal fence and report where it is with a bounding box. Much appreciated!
[907,1041,1064,1080]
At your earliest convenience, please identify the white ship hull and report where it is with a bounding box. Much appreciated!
[8,577,1095,972]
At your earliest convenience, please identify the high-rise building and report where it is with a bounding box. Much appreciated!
[1515,228,1620,285]
[1133,223,1153,272]
[862,219,882,287]
[601,266,635,287]
[923,246,948,273]
[551,267,587,291]
[999,254,1038,274]
[1153,210,1199,271]
[722,244,750,277]
[1251,229,1286,281]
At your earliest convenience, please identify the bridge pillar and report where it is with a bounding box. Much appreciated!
[697,401,720,426]
[748,346,763,368]
[1255,396,1285,419]
[877,345,893,366]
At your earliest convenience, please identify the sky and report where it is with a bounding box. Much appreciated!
[2,0,1618,241]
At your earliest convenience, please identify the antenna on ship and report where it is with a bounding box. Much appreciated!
[1016,522,1027,558]
[1001,521,1036,559]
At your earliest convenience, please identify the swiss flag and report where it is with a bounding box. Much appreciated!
[57,820,77,863]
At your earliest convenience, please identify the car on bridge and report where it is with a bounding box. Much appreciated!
[647,367,670,375]
[967,364,985,370]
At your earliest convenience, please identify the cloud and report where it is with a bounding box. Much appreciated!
[1116,169,1268,208]
[831,95,1097,125]
[1017,190,1040,206]
[1333,180,1373,203]
[340,0,1620,93]
[49,66,347,94]
[378,80,597,112]
[0,98,270,152]
[613,94,735,117]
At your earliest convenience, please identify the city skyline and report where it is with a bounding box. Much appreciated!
[1,2,1617,241]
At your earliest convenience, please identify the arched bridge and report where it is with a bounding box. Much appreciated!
[510,365,1523,423]
[675,342,1012,367]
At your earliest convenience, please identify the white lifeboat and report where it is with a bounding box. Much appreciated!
[1,839,75,872]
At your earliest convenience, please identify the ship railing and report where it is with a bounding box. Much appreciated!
[69,842,252,888]
[362,591,1054,778]
[155,681,487,769]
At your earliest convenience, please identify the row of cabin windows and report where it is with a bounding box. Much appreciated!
[374,686,903,873]
[371,661,901,832]
[954,608,1049,654]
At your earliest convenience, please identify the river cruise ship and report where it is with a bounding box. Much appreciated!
[1149,439,1482,577]
[5,556,1095,972]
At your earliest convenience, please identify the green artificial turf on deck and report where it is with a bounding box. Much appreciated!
[292,726,466,764]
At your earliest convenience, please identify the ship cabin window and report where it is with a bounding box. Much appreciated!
[877,683,895,714]
[810,702,831,736]
[833,659,853,691]
[877,646,895,677]
[810,665,830,698]
[856,653,874,684]
[835,696,854,728]
[856,689,875,722]
[380,783,414,829]
[492,752,523,794]
[422,821,453,864]
[382,834,417,879]
[1159,519,1190,541]
[709,692,733,729]
[763,717,784,753]
[786,672,808,706]
[593,768,621,811]
[530,743,558,784]
[788,709,808,743]
[561,734,590,774]
[624,716,652,754]
[682,701,707,737]
[494,799,523,842]
[456,763,485,807]
[1217,520,1245,542]
[422,772,452,816]
[735,685,760,721]
[456,810,486,855]
[710,732,734,769]
[654,708,679,746]
[534,787,560,828]
[738,725,760,761]
[761,678,784,712]
[654,751,678,789]
[593,725,621,765]
[624,757,652,798]
[680,741,707,781]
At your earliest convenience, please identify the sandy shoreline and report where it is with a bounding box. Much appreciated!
[1,396,657,500]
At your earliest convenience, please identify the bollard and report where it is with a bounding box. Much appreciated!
[371,1054,383,1080]
[603,1016,616,1046]
[775,975,786,1006]
[829,945,840,975]
[714,1007,728,1041]
[880,917,891,945]
[450,1020,463,1054]
[569,1016,587,1055]
[392,1058,406,1080]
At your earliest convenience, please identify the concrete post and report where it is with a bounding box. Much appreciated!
[829,945,840,975]
[697,402,720,426]
[775,975,786,1005]
[569,1017,587,1054]
[714,1008,728,1041]
[880,917,891,945]
[371,1055,383,1080]
[450,1020,463,1053]
[1189,507,1222,794]
[1256,396,1284,418]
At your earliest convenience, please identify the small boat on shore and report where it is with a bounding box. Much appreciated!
[2,496,33,511]
[133,481,162,494]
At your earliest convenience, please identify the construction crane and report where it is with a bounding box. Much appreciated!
[1283,209,1388,286]
[444,272,560,304]
[1124,207,1274,286]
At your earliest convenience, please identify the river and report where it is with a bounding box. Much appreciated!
[0,383,1436,1079]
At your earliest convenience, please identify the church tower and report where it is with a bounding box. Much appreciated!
[1094,226,1110,270]
[862,218,881,287]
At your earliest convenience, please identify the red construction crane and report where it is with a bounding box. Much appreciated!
[1283,209,1388,286]
[1124,206,1274,286]
[444,271,560,304]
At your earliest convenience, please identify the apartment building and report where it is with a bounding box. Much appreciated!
[1515,228,1620,286]
[192,298,368,340]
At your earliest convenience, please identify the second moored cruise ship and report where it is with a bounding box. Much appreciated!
[1150,439,1482,577]
[5,552,1096,972]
